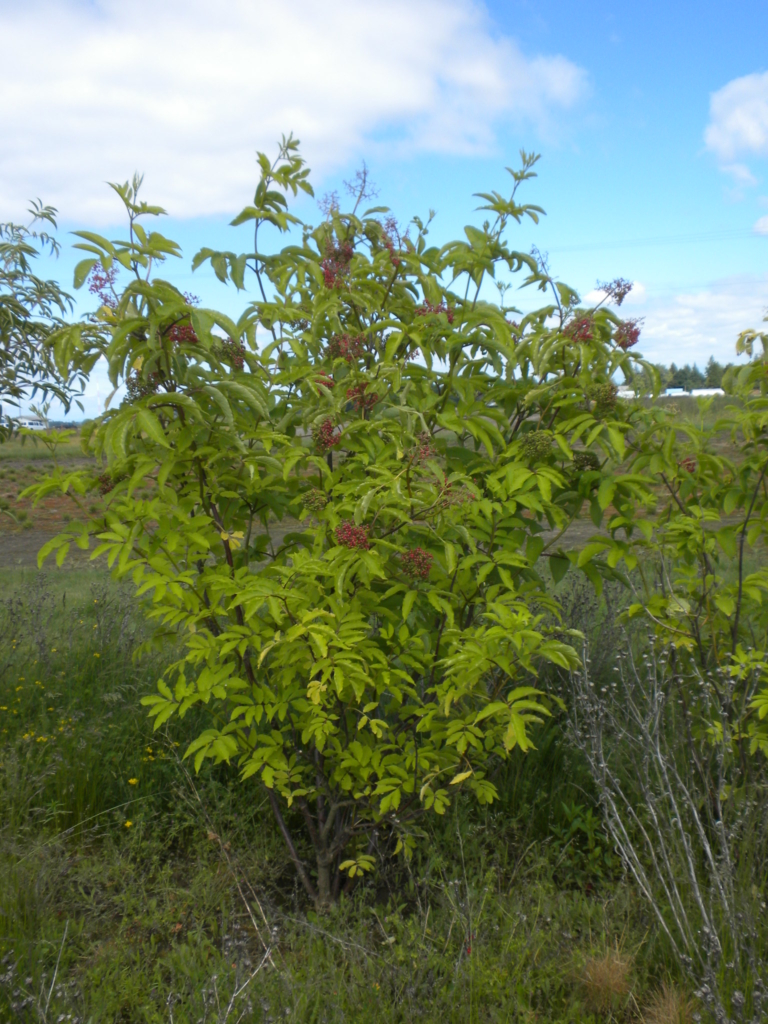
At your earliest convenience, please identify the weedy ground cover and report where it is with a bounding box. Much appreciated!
[0,434,100,533]
[0,569,696,1023]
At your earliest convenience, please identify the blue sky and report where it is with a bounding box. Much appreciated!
[2,0,767,417]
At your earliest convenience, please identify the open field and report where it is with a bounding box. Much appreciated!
[0,395,745,564]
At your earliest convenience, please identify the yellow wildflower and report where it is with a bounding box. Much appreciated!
[128,778,138,785]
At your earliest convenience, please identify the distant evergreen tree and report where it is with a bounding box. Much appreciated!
[668,364,705,391]
[624,359,730,393]
[705,356,726,387]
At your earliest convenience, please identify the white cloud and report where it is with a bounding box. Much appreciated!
[624,281,647,305]
[722,163,758,187]
[705,71,768,183]
[754,215,768,235]
[0,0,588,223]
[637,275,768,365]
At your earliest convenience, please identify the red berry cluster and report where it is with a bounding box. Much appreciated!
[439,482,472,508]
[382,215,404,267]
[327,333,364,362]
[96,472,115,495]
[169,322,199,346]
[125,370,163,402]
[96,470,127,495]
[615,318,642,350]
[335,520,370,549]
[679,456,697,474]
[400,547,432,581]
[346,383,379,410]
[321,239,354,289]
[564,316,594,342]
[415,301,455,324]
[312,419,340,452]
[413,430,436,461]
[598,278,633,306]
[87,261,118,308]
[221,338,246,369]
[314,372,335,390]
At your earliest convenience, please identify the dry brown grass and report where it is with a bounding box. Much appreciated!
[581,948,632,1013]
[643,983,694,1024]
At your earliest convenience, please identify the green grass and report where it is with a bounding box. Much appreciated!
[4,550,768,1021]
[0,571,688,1023]
[0,433,87,462]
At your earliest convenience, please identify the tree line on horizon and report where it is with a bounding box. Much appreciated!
[629,355,731,392]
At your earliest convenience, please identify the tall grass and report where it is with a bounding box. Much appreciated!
[0,569,709,1023]
[0,434,86,463]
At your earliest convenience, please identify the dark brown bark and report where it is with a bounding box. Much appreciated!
[266,788,317,902]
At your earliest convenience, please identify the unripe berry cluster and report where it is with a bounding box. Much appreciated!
[588,382,618,413]
[521,432,553,462]
[573,450,601,473]
[302,488,328,512]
